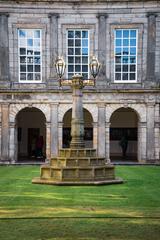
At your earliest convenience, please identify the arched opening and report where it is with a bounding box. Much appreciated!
[110,107,138,162]
[16,107,46,162]
[63,108,93,148]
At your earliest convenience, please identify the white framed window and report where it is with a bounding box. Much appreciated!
[67,30,89,79]
[114,29,137,82]
[18,29,42,82]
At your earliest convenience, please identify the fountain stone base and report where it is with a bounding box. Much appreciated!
[32,148,123,185]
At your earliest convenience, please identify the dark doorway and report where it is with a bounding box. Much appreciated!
[16,107,46,162]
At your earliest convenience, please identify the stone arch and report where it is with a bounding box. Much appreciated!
[106,104,146,123]
[10,103,50,123]
[109,106,139,162]
[62,107,94,148]
[59,104,97,123]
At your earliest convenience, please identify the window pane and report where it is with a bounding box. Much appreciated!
[27,39,33,46]
[115,48,121,55]
[82,48,88,55]
[116,30,122,38]
[20,56,26,63]
[75,31,81,38]
[122,56,128,63]
[115,65,121,72]
[34,56,40,64]
[19,39,26,46]
[130,30,136,38]
[130,56,136,63]
[82,57,88,63]
[115,56,121,63]
[19,30,26,38]
[68,65,74,72]
[75,65,81,72]
[123,30,129,38]
[34,30,40,38]
[35,73,41,80]
[123,48,129,55]
[82,39,88,47]
[130,39,136,46]
[82,65,88,72]
[28,65,33,72]
[34,39,40,47]
[35,65,40,72]
[68,39,74,47]
[20,48,26,55]
[130,47,136,55]
[116,39,121,46]
[27,50,33,55]
[75,57,81,63]
[68,48,74,55]
[27,57,33,64]
[68,57,74,63]
[130,73,136,80]
[123,39,129,46]
[82,31,88,38]
[115,73,121,80]
[122,73,128,80]
[27,73,33,80]
[75,48,81,55]
[123,65,128,72]
[20,65,26,72]
[75,39,81,46]
[20,73,26,80]
[130,65,136,72]
[68,31,74,38]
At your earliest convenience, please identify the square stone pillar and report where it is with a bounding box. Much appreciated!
[105,122,111,163]
[1,104,9,161]
[146,103,155,162]
[93,122,98,150]
[9,122,16,162]
[51,104,59,157]
[146,13,157,85]
[0,13,10,87]
[154,104,160,162]
[97,103,106,157]
[138,122,147,163]
[47,13,59,88]
[97,13,107,87]
[46,122,51,162]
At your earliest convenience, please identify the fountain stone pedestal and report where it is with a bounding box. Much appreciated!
[32,75,123,185]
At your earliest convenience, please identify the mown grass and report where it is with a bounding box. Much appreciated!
[0,165,160,239]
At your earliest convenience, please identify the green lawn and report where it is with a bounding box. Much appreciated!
[0,165,160,239]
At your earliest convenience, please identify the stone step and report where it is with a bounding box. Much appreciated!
[58,148,97,157]
[40,164,115,181]
[50,157,106,167]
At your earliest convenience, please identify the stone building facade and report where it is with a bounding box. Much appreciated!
[0,0,160,164]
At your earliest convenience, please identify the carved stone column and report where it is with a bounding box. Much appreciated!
[97,103,106,157]
[51,103,59,157]
[1,104,9,161]
[146,13,157,83]
[0,13,10,85]
[97,13,107,87]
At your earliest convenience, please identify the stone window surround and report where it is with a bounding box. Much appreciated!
[110,23,144,84]
[60,24,96,79]
[11,23,47,84]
